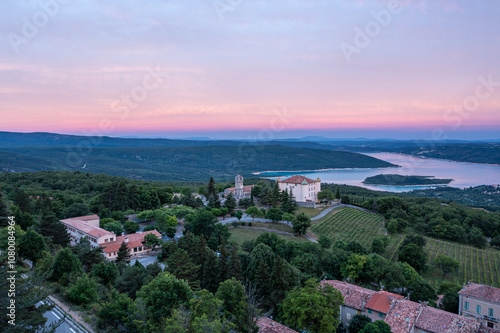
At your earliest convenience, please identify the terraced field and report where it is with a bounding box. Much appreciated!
[312,207,386,249]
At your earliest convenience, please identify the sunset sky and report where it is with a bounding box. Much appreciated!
[1,0,499,140]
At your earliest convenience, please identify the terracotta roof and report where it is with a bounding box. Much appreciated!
[320,280,375,311]
[416,306,480,333]
[60,216,115,239]
[384,300,421,333]
[75,214,100,221]
[101,230,162,253]
[279,175,318,185]
[365,291,404,314]
[225,185,255,192]
[256,317,297,333]
[459,283,500,303]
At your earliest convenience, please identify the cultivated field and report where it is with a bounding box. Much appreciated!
[312,207,500,287]
[311,207,386,249]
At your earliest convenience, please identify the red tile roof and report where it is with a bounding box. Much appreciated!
[60,216,115,239]
[459,283,500,303]
[225,185,255,193]
[320,280,375,311]
[365,291,404,314]
[101,230,162,253]
[384,300,421,333]
[478,327,500,333]
[416,306,480,333]
[256,317,297,333]
[279,175,318,184]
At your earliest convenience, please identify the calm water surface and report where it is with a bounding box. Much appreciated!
[259,152,500,193]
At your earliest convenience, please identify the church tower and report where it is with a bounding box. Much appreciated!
[235,175,244,198]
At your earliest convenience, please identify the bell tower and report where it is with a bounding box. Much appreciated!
[235,175,244,198]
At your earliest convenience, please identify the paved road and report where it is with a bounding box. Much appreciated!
[130,256,166,269]
[39,301,85,333]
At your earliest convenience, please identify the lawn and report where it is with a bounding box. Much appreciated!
[294,206,329,219]
[229,228,308,246]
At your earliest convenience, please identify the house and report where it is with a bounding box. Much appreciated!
[60,214,116,248]
[365,290,404,321]
[60,215,161,260]
[459,282,500,329]
[101,230,162,260]
[224,175,254,199]
[277,175,321,204]
[322,280,498,333]
[320,280,375,323]
[256,317,297,333]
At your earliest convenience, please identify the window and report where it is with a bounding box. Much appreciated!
[489,308,494,317]
[476,305,481,314]
[465,302,469,310]
[379,313,384,318]
[367,309,372,314]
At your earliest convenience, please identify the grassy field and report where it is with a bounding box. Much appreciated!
[229,228,308,246]
[313,207,500,287]
[294,206,329,219]
[311,207,386,249]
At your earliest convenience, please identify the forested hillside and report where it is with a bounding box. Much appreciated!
[0,145,396,181]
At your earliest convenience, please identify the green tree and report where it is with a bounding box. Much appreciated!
[0,225,25,256]
[68,273,98,305]
[347,314,372,333]
[1,267,64,333]
[224,193,237,213]
[51,248,83,285]
[441,292,459,314]
[433,254,460,278]
[359,321,392,333]
[235,210,243,221]
[246,206,261,222]
[104,221,124,235]
[283,279,343,333]
[0,189,11,228]
[228,243,243,280]
[167,248,201,290]
[114,263,150,298]
[74,238,105,273]
[137,272,193,326]
[335,187,341,200]
[215,278,253,332]
[145,232,162,249]
[92,261,119,286]
[116,242,131,263]
[266,208,283,223]
[341,254,368,282]
[398,243,427,272]
[469,227,486,248]
[19,229,48,267]
[341,194,351,205]
[408,279,438,303]
[292,212,311,236]
[185,211,217,238]
[124,221,140,234]
[318,234,333,249]
[370,235,389,254]
[97,290,141,332]
[38,215,70,247]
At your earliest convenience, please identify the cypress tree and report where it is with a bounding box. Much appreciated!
[38,215,70,247]
[202,249,219,293]
[116,242,131,263]
[217,239,229,283]
[167,249,201,290]
[228,243,242,281]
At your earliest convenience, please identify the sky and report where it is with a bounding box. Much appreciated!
[0,0,499,140]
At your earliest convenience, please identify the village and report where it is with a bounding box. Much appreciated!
[57,175,500,333]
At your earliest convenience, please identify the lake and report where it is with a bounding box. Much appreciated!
[258,152,500,193]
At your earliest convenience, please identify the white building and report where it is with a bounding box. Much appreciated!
[60,214,116,248]
[224,175,254,199]
[277,175,321,203]
[60,214,161,260]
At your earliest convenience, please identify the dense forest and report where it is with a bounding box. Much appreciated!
[1,171,500,332]
[363,174,453,186]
